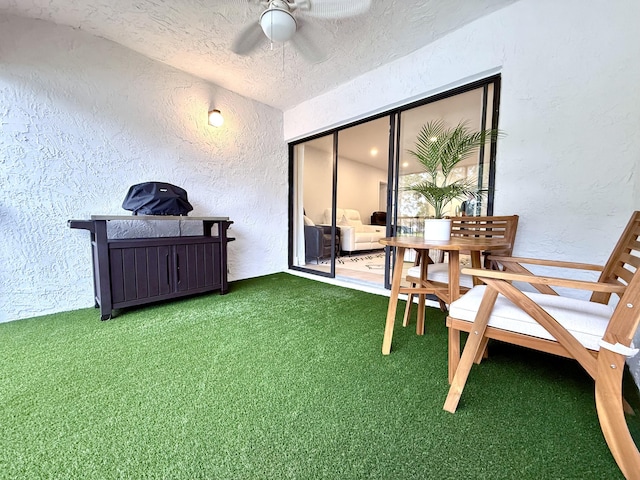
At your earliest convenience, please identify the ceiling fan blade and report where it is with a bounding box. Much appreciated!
[231,21,267,55]
[289,20,326,63]
[225,0,267,5]
[297,0,371,19]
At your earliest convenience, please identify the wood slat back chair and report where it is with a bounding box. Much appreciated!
[403,215,519,330]
[443,211,640,479]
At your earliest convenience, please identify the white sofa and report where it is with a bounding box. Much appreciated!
[323,208,386,254]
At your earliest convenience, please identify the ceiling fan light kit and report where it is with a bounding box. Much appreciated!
[260,8,297,42]
[232,0,371,61]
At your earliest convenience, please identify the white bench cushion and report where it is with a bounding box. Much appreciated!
[448,285,614,351]
[407,263,475,289]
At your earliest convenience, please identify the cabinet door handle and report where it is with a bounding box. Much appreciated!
[176,253,180,284]
[166,254,170,285]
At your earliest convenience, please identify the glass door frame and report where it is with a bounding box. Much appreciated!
[288,134,339,279]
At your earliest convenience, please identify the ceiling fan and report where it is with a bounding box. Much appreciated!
[231,0,372,63]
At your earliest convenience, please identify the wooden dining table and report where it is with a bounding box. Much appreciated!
[379,235,512,355]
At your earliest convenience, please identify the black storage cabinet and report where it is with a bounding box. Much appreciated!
[68,215,233,320]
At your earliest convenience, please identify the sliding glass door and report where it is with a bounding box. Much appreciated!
[289,75,501,289]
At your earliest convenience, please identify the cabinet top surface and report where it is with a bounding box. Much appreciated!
[89,215,229,221]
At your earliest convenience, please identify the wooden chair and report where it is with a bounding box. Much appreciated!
[403,215,519,331]
[443,211,640,478]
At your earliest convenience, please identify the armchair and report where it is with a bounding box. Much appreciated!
[304,224,337,264]
[443,211,640,478]
[371,211,386,226]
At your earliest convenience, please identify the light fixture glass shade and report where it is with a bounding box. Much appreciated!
[208,109,224,127]
[260,8,296,42]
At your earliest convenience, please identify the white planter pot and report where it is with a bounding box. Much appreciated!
[424,218,451,241]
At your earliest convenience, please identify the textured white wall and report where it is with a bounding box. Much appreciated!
[0,15,288,323]
[284,0,640,382]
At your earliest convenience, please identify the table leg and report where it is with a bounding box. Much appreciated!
[382,246,406,355]
[416,250,428,335]
[448,250,460,304]
[416,294,425,335]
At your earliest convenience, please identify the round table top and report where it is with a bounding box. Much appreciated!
[379,235,511,251]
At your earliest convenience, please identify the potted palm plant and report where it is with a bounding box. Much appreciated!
[406,119,501,240]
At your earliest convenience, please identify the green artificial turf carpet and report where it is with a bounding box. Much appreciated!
[1,273,637,479]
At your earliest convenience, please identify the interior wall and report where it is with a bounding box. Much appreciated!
[284,0,640,383]
[302,146,387,225]
[336,158,387,224]
[0,15,288,323]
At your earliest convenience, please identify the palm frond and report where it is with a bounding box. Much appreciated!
[405,120,502,218]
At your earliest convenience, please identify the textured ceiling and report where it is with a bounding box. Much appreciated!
[0,0,517,111]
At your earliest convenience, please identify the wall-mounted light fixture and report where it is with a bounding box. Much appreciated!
[208,109,224,127]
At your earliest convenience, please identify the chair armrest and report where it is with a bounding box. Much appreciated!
[337,225,354,234]
[359,224,385,233]
[304,225,324,260]
[304,225,323,240]
[335,225,354,251]
[460,267,626,294]
[487,255,604,272]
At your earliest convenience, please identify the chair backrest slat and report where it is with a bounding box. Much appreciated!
[454,228,508,238]
[613,264,634,285]
[620,252,640,270]
[592,211,640,303]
